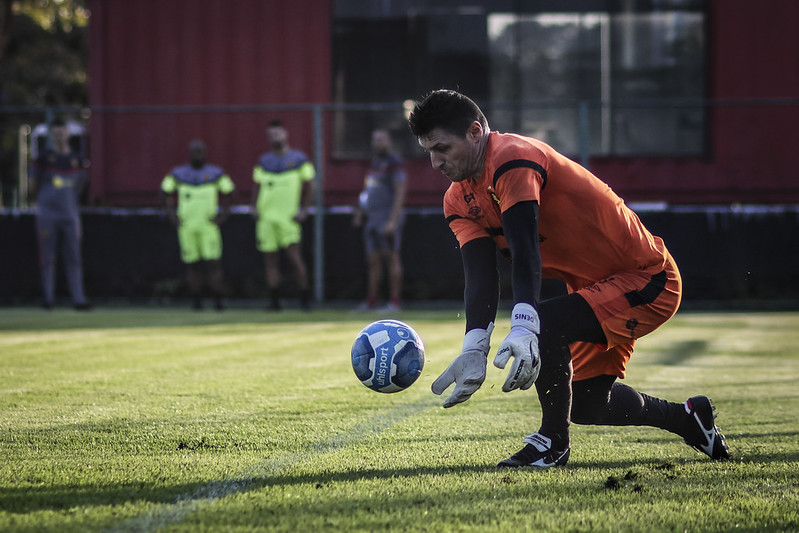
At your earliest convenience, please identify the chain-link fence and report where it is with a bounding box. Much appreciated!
[3,97,798,303]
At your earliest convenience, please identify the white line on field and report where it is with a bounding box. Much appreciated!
[104,397,436,533]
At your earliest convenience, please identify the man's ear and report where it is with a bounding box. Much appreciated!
[466,121,484,142]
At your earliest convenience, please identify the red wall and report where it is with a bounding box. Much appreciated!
[88,0,799,207]
[87,0,332,206]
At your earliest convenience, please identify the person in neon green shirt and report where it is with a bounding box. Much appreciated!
[252,120,315,310]
[161,139,235,310]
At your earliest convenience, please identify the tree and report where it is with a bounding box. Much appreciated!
[0,0,88,206]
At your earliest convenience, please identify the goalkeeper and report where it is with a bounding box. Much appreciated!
[408,90,730,468]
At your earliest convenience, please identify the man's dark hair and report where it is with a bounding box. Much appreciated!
[50,118,67,128]
[408,90,488,138]
[269,119,283,128]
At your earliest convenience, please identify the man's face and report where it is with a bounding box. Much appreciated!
[417,126,478,183]
[50,125,69,146]
[188,141,206,166]
[371,130,390,155]
[268,126,288,149]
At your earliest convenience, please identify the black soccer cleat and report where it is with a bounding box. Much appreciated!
[683,395,731,460]
[497,432,570,469]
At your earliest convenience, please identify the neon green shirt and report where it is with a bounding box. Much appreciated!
[253,150,315,219]
[161,164,234,226]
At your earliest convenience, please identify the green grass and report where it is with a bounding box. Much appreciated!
[1,307,797,532]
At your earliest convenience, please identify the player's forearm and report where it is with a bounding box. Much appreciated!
[219,193,233,215]
[302,181,315,208]
[502,201,542,306]
[461,238,500,332]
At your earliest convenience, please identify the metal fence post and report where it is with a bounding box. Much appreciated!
[312,104,324,303]
[17,124,32,208]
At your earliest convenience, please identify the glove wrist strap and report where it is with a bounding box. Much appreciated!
[510,303,540,334]
[463,322,494,354]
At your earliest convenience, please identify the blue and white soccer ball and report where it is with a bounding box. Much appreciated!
[351,320,425,393]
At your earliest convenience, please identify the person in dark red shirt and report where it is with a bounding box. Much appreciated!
[409,90,729,468]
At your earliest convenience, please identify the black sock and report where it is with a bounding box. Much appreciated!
[600,382,693,439]
[535,343,572,449]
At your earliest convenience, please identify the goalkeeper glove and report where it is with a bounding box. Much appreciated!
[493,303,541,392]
[431,323,494,408]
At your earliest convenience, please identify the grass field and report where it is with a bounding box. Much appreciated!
[1,307,798,532]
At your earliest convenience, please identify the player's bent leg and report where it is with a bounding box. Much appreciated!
[571,376,730,460]
[537,294,605,440]
[499,293,604,468]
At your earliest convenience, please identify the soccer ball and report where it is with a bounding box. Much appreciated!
[351,320,425,393]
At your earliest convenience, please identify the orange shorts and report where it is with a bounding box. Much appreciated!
[570,256,682,381]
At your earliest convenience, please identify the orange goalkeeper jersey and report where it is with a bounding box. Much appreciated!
[443,131,670,292]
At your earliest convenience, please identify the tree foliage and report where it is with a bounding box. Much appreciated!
[0,0,88,205]
[1,0,88,106]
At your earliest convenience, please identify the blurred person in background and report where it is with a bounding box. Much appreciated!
[161,139,235,311]
[352,128,407,312]
[28,118,90,311]
[252,120,315,311]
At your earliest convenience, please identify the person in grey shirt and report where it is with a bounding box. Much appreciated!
[28,118,90,310]
[353,129,407,312]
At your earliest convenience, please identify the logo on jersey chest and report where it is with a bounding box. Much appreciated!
[463,192,482,219]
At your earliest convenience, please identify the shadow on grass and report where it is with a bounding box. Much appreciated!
[0,306,462,332]
[638,339,709,366]
[3,449,797,514]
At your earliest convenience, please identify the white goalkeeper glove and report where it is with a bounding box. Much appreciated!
[431,323,494,408]
[493,303,541,392]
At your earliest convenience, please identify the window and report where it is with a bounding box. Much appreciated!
[333,1,706,158]
[489,9,705,156]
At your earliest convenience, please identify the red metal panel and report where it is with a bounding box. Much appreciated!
[88,0,799,206]
[88,0,332,206]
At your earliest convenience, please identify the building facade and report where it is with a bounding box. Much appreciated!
[86,0,799,207]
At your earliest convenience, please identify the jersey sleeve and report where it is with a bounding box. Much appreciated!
[299,161,315,182]
[253,165,267,184]
[161,174,177,194]
[443,188,491,247]
[494,164,544,213]
[490,141,549,212]
[217,174,235,194]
